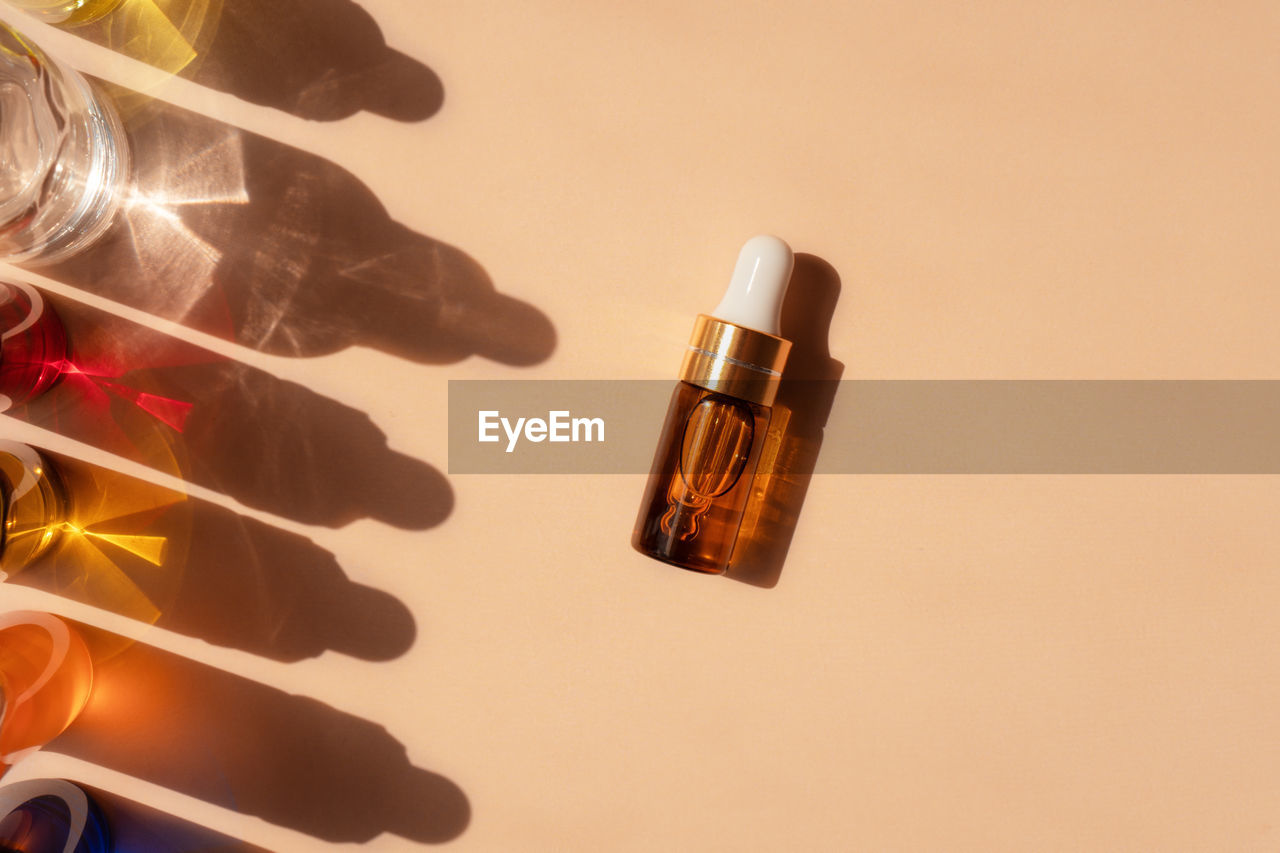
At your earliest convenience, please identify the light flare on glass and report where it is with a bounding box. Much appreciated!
[1,444,186,632]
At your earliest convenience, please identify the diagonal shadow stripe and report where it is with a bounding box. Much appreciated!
[51,624,469,844]
[8,294,452,529]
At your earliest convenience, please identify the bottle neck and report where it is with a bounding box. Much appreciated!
[679,314,791,407]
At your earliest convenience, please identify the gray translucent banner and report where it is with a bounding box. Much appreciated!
[448,380,1280,474]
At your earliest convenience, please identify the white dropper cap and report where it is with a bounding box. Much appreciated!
[710,234,794,336]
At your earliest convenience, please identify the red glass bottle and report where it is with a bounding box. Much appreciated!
[0,282,67,411]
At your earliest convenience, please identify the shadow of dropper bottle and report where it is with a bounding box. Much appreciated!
[728,253,844,588]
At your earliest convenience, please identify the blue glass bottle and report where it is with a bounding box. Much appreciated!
[0,779,110,852]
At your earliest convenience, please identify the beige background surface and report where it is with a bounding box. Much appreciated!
[2,1,1279,850]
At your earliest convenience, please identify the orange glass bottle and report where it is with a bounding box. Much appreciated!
[0,611,94,777]
[633,236,794,574]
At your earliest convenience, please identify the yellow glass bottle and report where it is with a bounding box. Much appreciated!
[0,443,66,578]
[6,0,124,26]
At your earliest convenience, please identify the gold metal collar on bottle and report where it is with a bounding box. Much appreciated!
[679,314,791,407]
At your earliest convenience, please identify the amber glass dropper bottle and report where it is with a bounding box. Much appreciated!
[633,235,794,574]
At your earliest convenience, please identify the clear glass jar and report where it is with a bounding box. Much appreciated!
[0,21,129,264]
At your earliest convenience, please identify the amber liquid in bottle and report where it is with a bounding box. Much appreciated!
[632,382,771,574]
[0,613,94,777]
[632,235,794,575]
